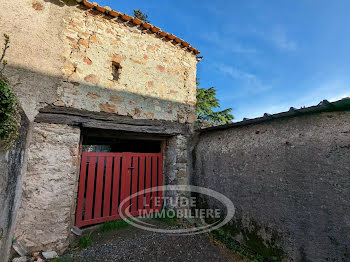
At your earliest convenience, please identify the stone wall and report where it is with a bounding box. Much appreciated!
[0,0,197,257]
[0,113,30,262]
[193,111,350,261]
[58,6,197,123]
[1,0,197,123]
[14,123,81,253]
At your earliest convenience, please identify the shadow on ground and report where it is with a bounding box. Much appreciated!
[61,219,250,262]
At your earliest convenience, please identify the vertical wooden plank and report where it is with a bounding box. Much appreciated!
[85,155,96,220]
[131,156,139,211]
[138,156,145,211]
[75,152,88,227]
[145,156,152,212]
[157,154,163,211]
[119,153,131,214]
[151,156,158,210]
[94,156,105,219]
[111,156,121,216]
[103,156,113,217]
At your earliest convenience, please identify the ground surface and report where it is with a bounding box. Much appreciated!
[61,220,250,262]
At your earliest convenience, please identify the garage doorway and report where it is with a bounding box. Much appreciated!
[75,129,165,228]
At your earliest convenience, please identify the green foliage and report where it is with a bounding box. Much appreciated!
[0,34,20,149]
[99,219,130,232]
[133,9,150,23]
[51,258,76,262]
[210,228,284,262]
[196,78,234,124]
[76,231,93,249]
[152,209,178,226]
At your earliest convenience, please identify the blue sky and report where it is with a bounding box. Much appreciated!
[97,0,350,121]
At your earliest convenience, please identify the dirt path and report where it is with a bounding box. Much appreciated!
[61,220,250,262]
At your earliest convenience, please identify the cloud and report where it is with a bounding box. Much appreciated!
[214,63,272,94]
[233,77,350,121]
[270,26,297,51]
[201,32,257,54]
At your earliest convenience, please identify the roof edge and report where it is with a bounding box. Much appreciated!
[75,0,200,55]
[200,98,350,133]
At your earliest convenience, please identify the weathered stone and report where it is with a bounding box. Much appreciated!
[118,106,128,116]
[87,92,100,99]
[12,257,27,262]
[109,94,124,104]
[53,99,65,107]
[14,123,81,253]
[99,102,116,113]
[104,80,116,88]
[157,65,165,72]
[144,112,155,119]
[131,57,146,65]
[187,113,197,123]
[194,111,350,261]
[32,1,43,11]
[78,39,89,48]
[83,57,92,65]
[110,53,126,64]
[89,34,98,44]
[42,251,58,259]
[84,74,99,85]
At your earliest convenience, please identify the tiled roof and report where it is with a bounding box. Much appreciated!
[75,0,200,55]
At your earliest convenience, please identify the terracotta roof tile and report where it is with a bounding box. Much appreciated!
[78,0,200,55]
[83,0,94,8]
[175,38,183,44]
[151,26,161,33]
[159,31,169,37]
[121,14,132,21]
[132,17,143,25]
[142,22,152,29]
[109,10,121,17]
[95,4,106,13]
[167,34,176,40]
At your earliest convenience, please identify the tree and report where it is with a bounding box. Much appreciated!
[133,9,150,23]
[196,78,234,124]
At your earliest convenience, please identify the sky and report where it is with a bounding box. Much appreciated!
[96,0,350,121]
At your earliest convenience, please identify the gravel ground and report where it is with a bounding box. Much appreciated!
[61,220,250,262]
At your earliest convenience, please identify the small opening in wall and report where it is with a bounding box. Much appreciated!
[112,62,121,81]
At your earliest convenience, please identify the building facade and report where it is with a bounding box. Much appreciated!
[0,0,199,258]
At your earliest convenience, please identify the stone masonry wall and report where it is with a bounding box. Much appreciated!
[14,123,81,253]
[58,6,197,123]
[194,111,350,261]
[0,113,30,262]
[1,0,197,123]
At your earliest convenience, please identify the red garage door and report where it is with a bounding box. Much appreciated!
[75,152,163,228]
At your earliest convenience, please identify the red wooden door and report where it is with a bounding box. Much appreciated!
[75,152,163,228]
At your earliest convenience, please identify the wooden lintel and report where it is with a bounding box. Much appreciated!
[35,106,189,135]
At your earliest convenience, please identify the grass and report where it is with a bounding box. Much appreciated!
[152,209,178,226]
[76,231,93,249]
[209,229,284,262]
[99,219,130,232]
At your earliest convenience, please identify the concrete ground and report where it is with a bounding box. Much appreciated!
[61,220,251,262]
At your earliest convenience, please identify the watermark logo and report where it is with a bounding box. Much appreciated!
[118,185,235,235]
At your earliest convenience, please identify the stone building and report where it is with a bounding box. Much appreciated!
[1,1,349,262]
[0,0,199,259]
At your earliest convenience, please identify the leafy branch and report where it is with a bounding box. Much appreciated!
[0,34,20,149]
[0,34,10,74]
